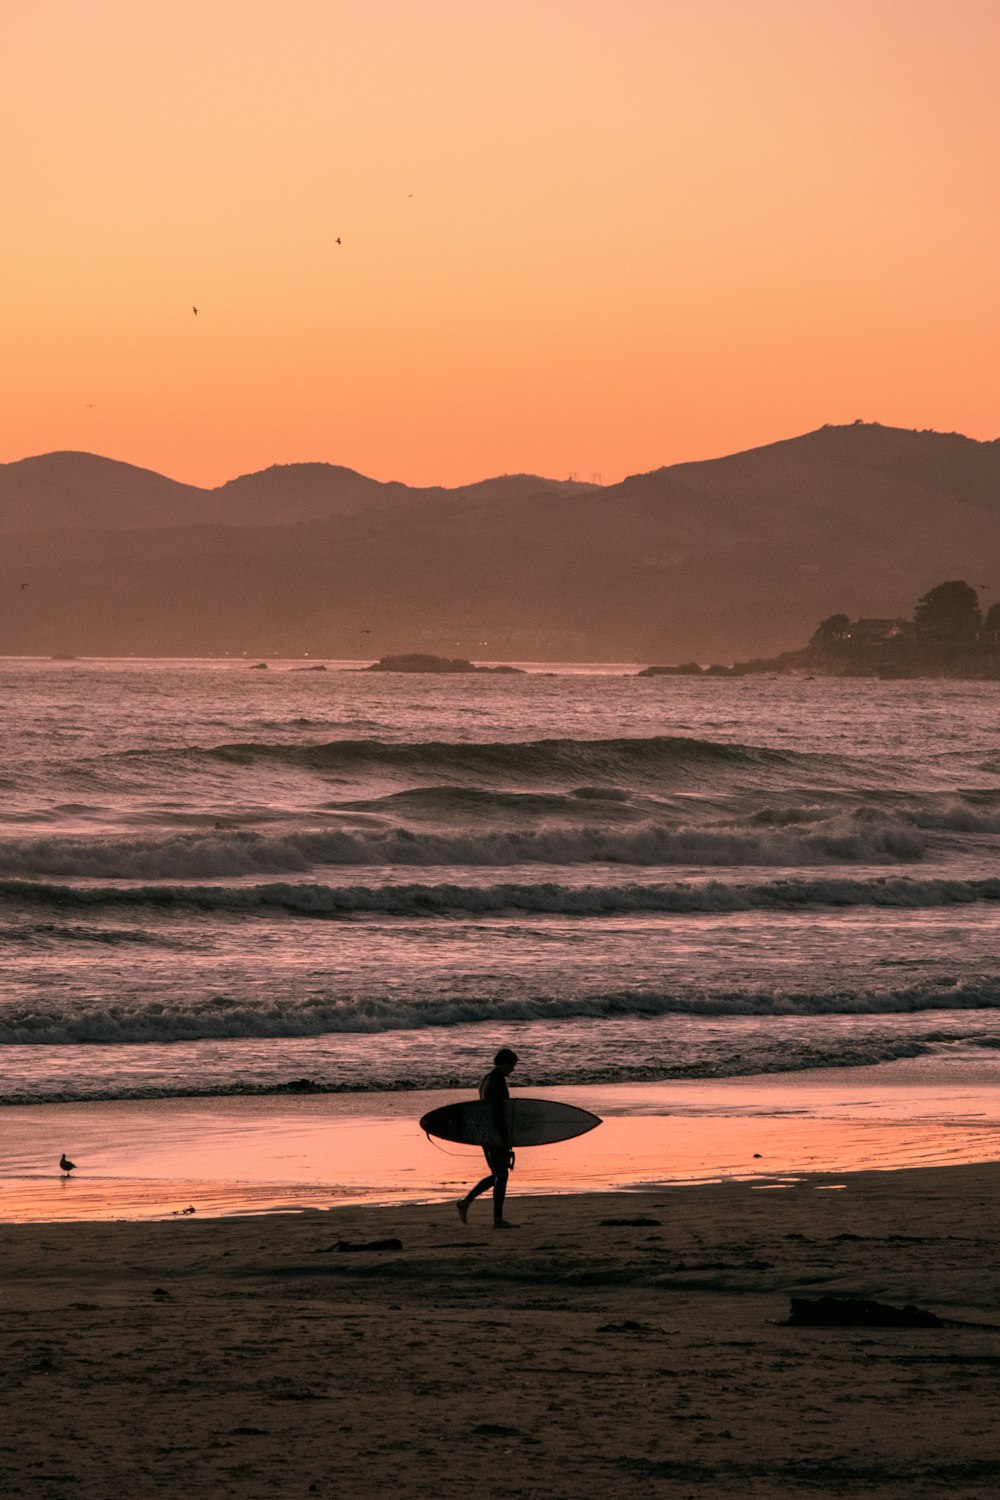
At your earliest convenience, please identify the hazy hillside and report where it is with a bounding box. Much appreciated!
[2,423,999,660]
[0,453,595,533]
[0,453,203,533]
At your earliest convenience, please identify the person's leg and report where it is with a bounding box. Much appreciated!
[491,1160,510,1225]
[457,1157,496,1222]
[485,1146,513,1227]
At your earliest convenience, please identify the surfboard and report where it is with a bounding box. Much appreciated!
[419,1096,602,1148]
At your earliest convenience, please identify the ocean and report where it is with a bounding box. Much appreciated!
[4,657,1000,1108]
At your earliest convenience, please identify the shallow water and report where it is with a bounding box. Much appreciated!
[4,1058,1000,1221]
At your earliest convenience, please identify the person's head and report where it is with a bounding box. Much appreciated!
[494,1047,518,1075]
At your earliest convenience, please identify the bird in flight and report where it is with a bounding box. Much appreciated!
[192,305,198,315]
[335,237,341,246]
[60,1153,77,1175]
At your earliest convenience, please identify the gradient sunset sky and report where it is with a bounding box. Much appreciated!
[4,0,998,487]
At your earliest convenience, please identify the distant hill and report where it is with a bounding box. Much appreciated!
[0,453,596,533]
[2,423,999,660]
[0,453,202,533]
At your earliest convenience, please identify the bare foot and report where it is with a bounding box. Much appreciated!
[457,1199,469,1224]
[493,1219,517,1229]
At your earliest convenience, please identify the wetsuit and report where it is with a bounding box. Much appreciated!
[479,1065,512,1179]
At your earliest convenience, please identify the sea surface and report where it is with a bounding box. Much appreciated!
[4,657,1000,1106]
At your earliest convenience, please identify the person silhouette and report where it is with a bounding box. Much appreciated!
[457,1048,519,1228]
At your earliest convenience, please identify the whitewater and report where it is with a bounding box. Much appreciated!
[4,657,1000,1104]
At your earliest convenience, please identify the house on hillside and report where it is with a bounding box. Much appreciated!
[845,618,907,645]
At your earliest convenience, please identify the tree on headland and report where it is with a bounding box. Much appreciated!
[983,602,1000,641]
[749,579,996,678]
[727,578,1000,678]
[912,580,981,640]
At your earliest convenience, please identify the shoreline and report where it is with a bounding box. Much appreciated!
[5,1060,1000,1223]
[5,1165,1000,1497]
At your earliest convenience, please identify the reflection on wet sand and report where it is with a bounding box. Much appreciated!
[3,1061,1000,1222]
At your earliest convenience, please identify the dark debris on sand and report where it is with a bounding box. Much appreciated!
[786,1295,943,1328]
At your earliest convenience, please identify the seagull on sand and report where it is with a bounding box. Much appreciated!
[60,1154,77,1175]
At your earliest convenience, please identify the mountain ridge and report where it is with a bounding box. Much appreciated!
[0,451,599,534]
[3,423,1000,660]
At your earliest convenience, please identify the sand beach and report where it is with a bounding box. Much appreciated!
[4,1164,1000,1499]
[4,1068,1000,1498]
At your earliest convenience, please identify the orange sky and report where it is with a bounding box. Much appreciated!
[3,0,999,488]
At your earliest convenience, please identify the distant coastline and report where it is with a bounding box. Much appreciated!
[642,580,1000,680]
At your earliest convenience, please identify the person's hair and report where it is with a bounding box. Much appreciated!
[494,1047,519,1067]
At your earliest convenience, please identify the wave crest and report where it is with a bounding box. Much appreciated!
[0,817,926,879]
[3,873,1000,916]
[123,732,800,784]
[1,983,998,1047]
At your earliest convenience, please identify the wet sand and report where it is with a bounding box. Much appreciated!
[5,1062,1000,1222]
[3,1164,1000,1498]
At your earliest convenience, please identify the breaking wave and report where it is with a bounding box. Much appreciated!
[121,732,806,784]
[0,817,927,878]
[2,983,999,1047]
[4,873,1000,916]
